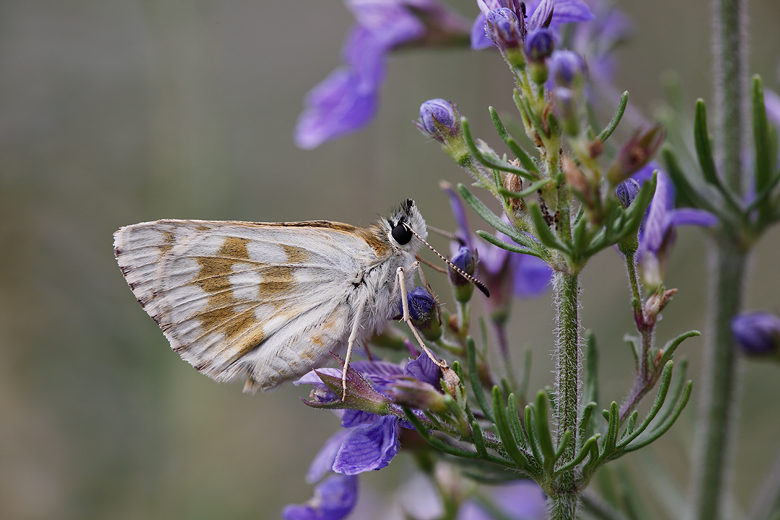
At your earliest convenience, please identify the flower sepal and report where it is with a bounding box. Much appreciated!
[304,360,392,416]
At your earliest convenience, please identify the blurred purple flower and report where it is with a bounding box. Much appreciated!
[442,182,552,304]
[471,0,594,50]
[457,480,547,520]
[632,164,718,288]
[732,311,780,357]
[282,474,358,520]
[569,0,633,84]
[295,0,470,149]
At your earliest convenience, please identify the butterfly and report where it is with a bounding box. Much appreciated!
[114,199,458,394]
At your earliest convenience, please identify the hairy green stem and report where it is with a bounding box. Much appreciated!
[688,0,748,518]
[689,238,747,520]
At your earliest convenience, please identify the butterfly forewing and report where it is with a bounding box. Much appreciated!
[115,219,384,390]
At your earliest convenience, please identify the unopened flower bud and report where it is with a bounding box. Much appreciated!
[415,99,470,165]
[607,124,665,185]
[485,8,525,67]
[616,178,641,208]
[732,311,780,360]
[417,99,459,140]
[386,378,448,413]
[525,29,554,83]
[549,51,586,89]
[404,286,443,341]
[449,246,476,303]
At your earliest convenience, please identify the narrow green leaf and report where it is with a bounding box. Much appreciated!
[572,213,589,254]
[492,387,528,468]
[662,146,721,215]
[556,434,600,475]
[476,230,544,259]
[657,330,700,368]
[694,99,722,188]
[598,91,629,143]
[458,184,535,247]
[529,203,572,254]
[621,411,638,439]
[489,106,540,174]
[403,408,480,458]
[467,338,495,423]
[579,402,598,442]
[507,394,527,449]
[603,402,620,456]
[525,404,543,463]
[653,359,688,428]
[753,75,773,193]
[753,75,776,224]
[462,117,538,180]
[625,381,692,451]
[618,361,674,448]
[535,391,557,473]
[553,430,571,464]
[471,421,489,458]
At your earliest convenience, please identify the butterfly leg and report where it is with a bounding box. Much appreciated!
[396,264,448,370]
[341,298,367,401]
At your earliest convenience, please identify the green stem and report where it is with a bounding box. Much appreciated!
[689,237,748,520]
[689,0,748,518]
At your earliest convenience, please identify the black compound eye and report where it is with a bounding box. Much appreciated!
[392,222,413,245]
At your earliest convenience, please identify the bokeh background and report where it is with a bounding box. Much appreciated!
[2,0,780,519]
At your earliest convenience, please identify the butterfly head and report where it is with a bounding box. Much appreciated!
[385,199,427,252]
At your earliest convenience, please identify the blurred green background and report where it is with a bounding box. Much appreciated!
[1,1,780,519]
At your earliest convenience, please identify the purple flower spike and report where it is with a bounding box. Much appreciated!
[732,311,780,357]
[282,474,358,520]
[296,1,470,148]
[472,0,594,50]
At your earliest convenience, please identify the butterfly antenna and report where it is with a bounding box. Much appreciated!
[405,225,490,298]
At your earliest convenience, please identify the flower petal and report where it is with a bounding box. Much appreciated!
[669,208,718,229]
[511,254,552,297]
[470,13,494,49]
[307,429,351,483]
[333,416,400,474]
[404,352,441,386]
[282,474,358,520]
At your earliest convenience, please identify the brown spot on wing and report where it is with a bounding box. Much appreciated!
[192,237,263,350]
[158,231,177,255]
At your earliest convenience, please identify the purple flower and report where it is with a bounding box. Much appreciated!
[732,311,780,357]
[569,0,633,85]
[296,355,443,477]
[295,1,470,149]
[632,164,718,288]
[471,0,594,50]
[457,480,547,520]
[282,474,358,520]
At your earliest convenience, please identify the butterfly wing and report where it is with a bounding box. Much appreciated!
[114,219,385,391]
